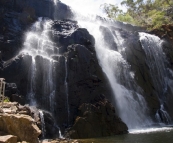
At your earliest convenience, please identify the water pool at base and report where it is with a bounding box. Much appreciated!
[78,127,173,143]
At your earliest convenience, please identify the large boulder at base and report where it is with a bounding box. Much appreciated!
[0,114,41,143]
[65,100,128,139]
[0,135,17,143]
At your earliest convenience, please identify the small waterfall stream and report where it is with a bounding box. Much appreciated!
[27,57,36,105]
[64,57,70,125]
[139,32,172,124]
[39,110,46,138]
[139,33,168,97]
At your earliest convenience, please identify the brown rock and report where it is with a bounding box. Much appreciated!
[0,114,41,143]
[0,135,17,143]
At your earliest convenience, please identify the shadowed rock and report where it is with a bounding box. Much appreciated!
[65,99,128,139]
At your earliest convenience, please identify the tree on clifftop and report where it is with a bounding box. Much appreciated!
[102,0,173,30]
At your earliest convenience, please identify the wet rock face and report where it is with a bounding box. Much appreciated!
[41,110,60,139]
[65,99,128,139]
[0,54,32,102]
[65,44,113,126]
[51,20,95,53]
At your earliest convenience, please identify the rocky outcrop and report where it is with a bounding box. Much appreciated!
[65,99,128,139]
[0,102,41,143]
[0,114,41,143]
[0,135,17,143]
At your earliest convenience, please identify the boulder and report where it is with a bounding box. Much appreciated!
[0,135,17,143]
[0,114,41,143]
[41,110,60,139]
[65,100,128,139]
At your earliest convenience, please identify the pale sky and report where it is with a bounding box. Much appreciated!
[61,0,125,16]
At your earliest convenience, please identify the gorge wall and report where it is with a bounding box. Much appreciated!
[0,0,173,139]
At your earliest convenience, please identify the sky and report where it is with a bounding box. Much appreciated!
[60,0,125,16]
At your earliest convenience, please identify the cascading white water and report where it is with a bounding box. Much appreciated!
[21,18,57,110]
[21,14,67,136]
[39,110,46,138]
[139,32,172,123]
[139,33,168,96]
[80,22,151,129]
[59,0,151,129]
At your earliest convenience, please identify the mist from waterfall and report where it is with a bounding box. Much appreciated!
[61,0,126,16]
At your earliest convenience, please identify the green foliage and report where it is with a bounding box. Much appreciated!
[4,96,10,102]
[101,3,122,18]
[103,0,173,30]
[116,13,136,24]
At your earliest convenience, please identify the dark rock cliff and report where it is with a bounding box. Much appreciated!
[0,0,128,139]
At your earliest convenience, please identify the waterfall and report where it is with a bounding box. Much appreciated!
[15,0,173,134]
[73,21,151,129]
[39,110,46,138]
[155,104,171,124]
[21,17,58,111]
[58,0,151,129]
[139,32,172,124]
[139,33,168,97]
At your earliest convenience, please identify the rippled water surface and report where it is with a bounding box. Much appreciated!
[79,127,173,143]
